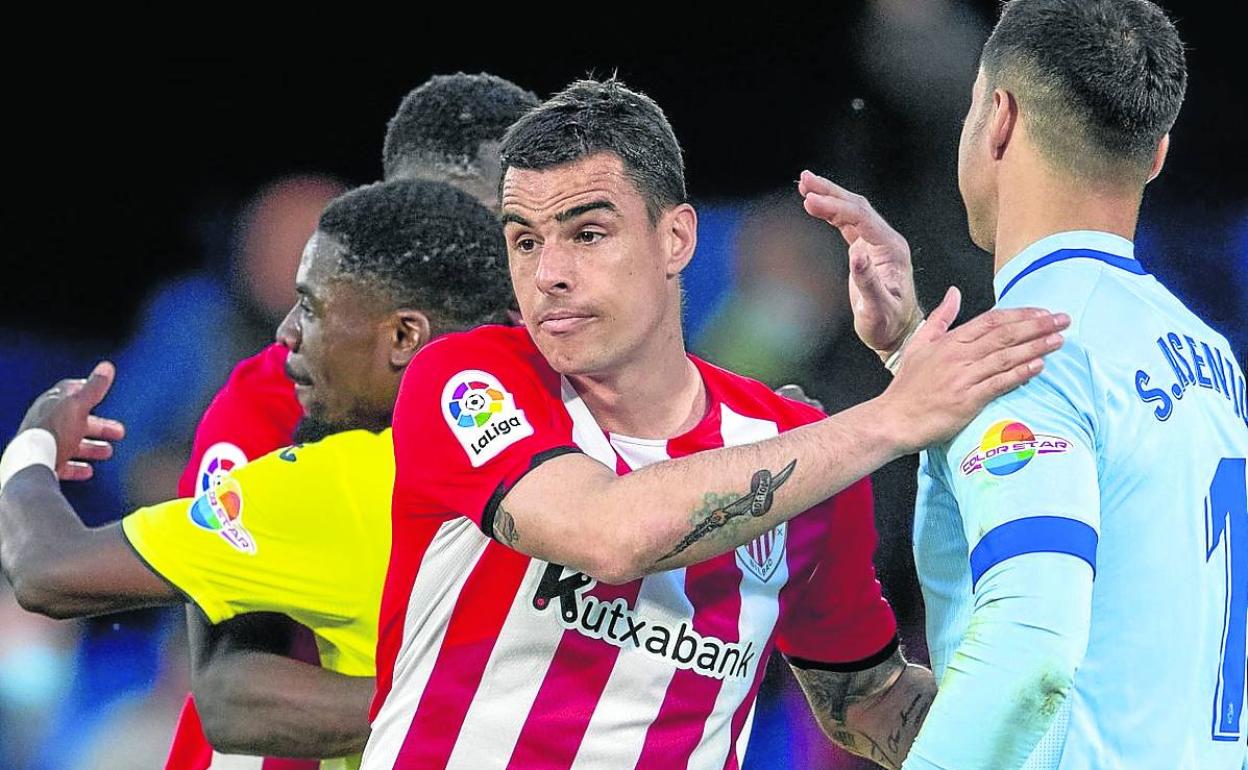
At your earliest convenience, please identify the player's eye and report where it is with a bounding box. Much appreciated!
[298,296,315,316]
[515,236,538,253]
[574,230,604,245]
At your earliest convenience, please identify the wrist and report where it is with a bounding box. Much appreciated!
[855,396,914,463]
[0,429,58,490]
[875,310,925,365]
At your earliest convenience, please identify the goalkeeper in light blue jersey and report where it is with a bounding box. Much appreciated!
[798,1,1247,768]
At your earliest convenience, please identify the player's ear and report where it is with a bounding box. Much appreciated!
[1146,133,1170,184]
[389,309,431,369]
[989,87,1019,161]
[662,203,698,278]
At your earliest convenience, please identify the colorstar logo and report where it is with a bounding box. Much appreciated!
[442,370,533,467]
[531,564,758,681]
[189,443,256,554]
[960,419,1072,478]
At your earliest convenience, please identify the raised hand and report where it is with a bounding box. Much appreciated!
[879,289,1069,452]
[18,362,126,481]
[799,170,922,358]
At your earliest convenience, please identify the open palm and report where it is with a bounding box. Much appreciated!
[799,170,922,354]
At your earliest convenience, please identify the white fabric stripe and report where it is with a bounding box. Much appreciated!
[570,439,690,770]
[207,752,263,770]
[360,518,490,770]
[560,377,617,468]
[443,558,568,769]
[734,702,757,768]
[687,405,788,770]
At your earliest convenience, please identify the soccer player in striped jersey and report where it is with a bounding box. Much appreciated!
[0,179,515,770]
[166,73,539,770]
[801,1,1247,768]
[365,78,1068,769]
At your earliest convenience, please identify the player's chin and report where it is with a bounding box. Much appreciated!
[533,339,602,377]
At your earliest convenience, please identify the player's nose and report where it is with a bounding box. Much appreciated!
[275,304,300,350]
[535,242,575,295]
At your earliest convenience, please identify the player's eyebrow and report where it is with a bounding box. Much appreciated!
[555,200,618,223]
[294,282,320,305]
[500,211,532,228]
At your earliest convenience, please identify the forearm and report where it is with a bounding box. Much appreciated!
[833,664,935,769]
[903,554,1092,770]
[0,466,174,617]
[506,398,902,582]
[0,464,170,616]
[194,651,373,757]
[792,651,936,770]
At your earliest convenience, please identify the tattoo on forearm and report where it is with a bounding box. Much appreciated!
[494,506,520,547]
[793,652,920,770]
[656,459,796,564]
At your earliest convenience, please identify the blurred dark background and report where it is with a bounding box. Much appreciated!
[1,2,1244,768]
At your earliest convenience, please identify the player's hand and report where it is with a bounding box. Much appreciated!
[799,170,922,358]
[18,361,126,482]
[775,384,825,415]
[878,289,1069,453]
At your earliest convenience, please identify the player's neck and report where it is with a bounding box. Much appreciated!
[992,168,1142,275]
[567,323,707,440]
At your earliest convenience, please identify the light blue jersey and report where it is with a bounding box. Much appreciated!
[906,231,1248,770]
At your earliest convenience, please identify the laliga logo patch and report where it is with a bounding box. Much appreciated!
[189,443,256,554]
[442,370,533,467]
[960,419,1072,478]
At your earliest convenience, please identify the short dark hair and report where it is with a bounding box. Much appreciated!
[982,0,1186,180]
[499,78,687,223]
[382,73,539,182]
[318,180,512,334]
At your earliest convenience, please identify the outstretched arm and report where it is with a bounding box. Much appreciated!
[188,609,373,758]
[495,295,1068,583]
[0,363,179,618]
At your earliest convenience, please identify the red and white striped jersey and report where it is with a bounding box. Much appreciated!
[367,326,896,770]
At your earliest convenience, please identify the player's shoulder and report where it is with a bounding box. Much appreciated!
[418,325,543,369]
[239,429,394,487]
[692,356,825,430]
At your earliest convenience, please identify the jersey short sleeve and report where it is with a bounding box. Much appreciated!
[940,341,1101,590]
[123,430,393,630]
[775,477,900,668]
[390,329,580,534]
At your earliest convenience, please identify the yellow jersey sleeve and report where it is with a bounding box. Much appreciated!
[121,429,394,676]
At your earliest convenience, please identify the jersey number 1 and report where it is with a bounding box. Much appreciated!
[1206,457,1247,742]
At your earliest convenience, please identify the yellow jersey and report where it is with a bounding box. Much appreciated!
[121,428,394,770]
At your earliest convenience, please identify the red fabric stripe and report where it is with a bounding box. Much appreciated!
[505,580,644,770]
[720,640,778,770]
[633,553,743,769]
[371,515,450,721]
[394,543,532,766]
[634,424,742,769]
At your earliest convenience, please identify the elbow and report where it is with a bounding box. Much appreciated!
[1016,658,1078,721]
[9,563,75,620]
[200,715,251,756]
[581,537,650,586]
[195,678,253,753]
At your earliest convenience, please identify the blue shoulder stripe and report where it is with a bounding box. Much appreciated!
[998,248,1147,301]
[969,516,1098,588]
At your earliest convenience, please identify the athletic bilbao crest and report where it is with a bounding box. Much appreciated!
[736,523,787,582]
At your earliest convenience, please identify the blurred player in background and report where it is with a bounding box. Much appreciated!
[0,178,515,770]
[163,73,539,770]
[364,77,1068,770]
[800,1,1247,768]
